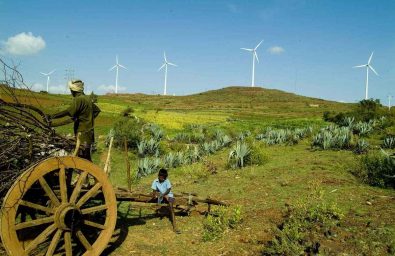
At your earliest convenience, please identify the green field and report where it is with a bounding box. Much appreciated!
[3,86,395,255]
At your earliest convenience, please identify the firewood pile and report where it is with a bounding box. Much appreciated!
[0,58,74,201]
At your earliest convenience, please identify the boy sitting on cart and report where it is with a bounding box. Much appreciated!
[151,168,180,233]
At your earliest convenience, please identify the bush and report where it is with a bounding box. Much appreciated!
[354,139,369,154]
[262,192,343,255]
[351,151,395,188]
[202,205,243,242]
[113,117,144,149]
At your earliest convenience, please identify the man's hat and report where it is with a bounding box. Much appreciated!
[68,79,84,92]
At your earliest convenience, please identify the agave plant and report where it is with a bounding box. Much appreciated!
[228,141,251,168]
[137,157,161,178]
[382,136,395,149]
[354,139,369,154]
[353,122,373,137]
[311,125,352,150]
[187,145,201,163]
[148,124,164,141]
[218,135,232,147]
[341,117,355,128]
[164,153,176,168]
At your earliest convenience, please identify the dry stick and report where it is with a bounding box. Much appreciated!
[103,136,114,174]
[124,137,131,192]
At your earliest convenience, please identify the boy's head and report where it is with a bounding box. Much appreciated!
[158,168,168,182]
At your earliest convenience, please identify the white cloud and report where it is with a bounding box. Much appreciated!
[30,83,67,94]
[97,84,126,94]
[268,46,285,55]
[30,83,44,92]
[1,32,46,55]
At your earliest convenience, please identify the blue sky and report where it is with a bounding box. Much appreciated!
[0,0,394,104]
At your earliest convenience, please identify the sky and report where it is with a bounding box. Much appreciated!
[0,0,394,104]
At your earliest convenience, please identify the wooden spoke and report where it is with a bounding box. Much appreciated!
[81,205,107,215]
[69,171,88,204]
[24,224,57,254]
[64,231,72,256]
[76,183,102,208]
[15,216,54,231]
[76,230,92,251]
[83,220,106,230]
[45,229,62,256]
[59,166,68,203]
[39,177,60,207]
[1,156,117,256]
[19,200,54,214]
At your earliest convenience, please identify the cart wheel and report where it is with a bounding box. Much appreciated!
[1,156,117,256]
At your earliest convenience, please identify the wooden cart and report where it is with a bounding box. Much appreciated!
[0,156,227,256]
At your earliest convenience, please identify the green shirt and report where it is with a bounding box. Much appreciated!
[53,92,100,144]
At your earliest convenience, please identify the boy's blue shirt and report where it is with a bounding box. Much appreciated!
[151,178,174,200]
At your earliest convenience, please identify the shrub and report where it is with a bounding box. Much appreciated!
[228,141,251,169]
[202,205,243,242]
[262,196,343,255]
[121,106,134,117]
[351,151,395,188]
[354,139,369,154]
[113,117,144,149]
[249,143,268,166]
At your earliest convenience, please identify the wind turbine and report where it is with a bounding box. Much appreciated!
[158,52,177,95]
[109,55,126,94]
[353,52,379,100]
[40,69,55,93]
[241,40,263,87]
[388,95,393,111]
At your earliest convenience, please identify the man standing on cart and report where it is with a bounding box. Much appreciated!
[47,79,100,161]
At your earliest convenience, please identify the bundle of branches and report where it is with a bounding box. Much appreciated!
[0,58,74,200]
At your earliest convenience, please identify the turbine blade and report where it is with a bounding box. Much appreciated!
[168,62,177,67]
[369,65,379,76]
[40,72,47,76]
[254,52,259,63]
[116,55,119,64]
[255,40,264,50]
[241,48,253,51]
[368,51,374,64]
[158,63,166,71]
[48,69,56,75]
[109,65,116,71]
[353,64,366,68]
[164,52,167,62]
[119,64,127,69]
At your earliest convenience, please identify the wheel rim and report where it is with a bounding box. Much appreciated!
[1,156,117,256]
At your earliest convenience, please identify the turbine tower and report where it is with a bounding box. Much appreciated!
[388,95,393,111]
[158,52,177,95]
[40,69,56,93]
[353,52,379,100]
[241,40,263,87]
[109,55,126,94]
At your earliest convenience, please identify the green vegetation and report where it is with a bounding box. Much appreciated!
[262,187,344,255]
[202,205,243,242]
[352,151,395,188]
[5,86,395,255]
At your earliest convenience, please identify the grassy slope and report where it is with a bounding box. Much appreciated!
[2,86,394,255]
